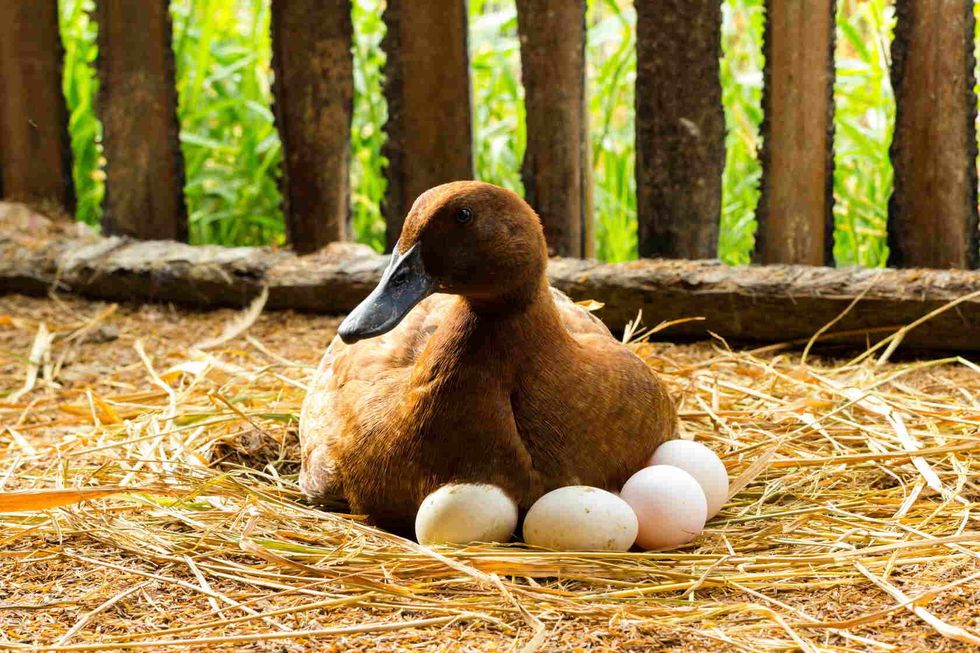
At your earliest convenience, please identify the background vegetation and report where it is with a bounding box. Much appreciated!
[58,0,900,265]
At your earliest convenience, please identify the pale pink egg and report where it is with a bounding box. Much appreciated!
[620,465,707,550]
[649,440,729,518]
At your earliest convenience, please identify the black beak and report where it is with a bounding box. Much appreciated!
[338,243,434,344]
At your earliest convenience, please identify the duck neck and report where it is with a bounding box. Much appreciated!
[462,273,552,319]
[409,276,572,412]
[445,275,572,367]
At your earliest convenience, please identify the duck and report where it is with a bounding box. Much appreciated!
[299,181,676,534]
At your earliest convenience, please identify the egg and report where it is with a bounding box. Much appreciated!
[415,483,518,546]
[649,439,729,518]
[620,465,707,550]
[523,486,638,552]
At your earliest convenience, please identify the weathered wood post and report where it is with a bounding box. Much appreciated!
[888,0,979,269]
[0,0,74,210]
[635,0,725,259]
[96,0,187,241]
[755,0,836,265]
[271,0,353,253]
[381,0,473,251]
[516,0,593,258]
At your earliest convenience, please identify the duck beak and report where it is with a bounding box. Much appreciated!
[338,243,434,344]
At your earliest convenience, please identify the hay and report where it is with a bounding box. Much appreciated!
[1,293,979,652]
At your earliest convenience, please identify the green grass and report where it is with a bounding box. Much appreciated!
[57,0,901,265]
[170,0,284,246]
[587,0,638,262]
[719,0,764,265]
[349,0,388,252]
[58,0,103,226]
[833,0,894,268]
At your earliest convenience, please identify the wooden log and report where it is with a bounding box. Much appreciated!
[4,203,980,352]
[756,0,835,266]
[0,0,73,210]
[271,0,353,253]
[635,0,725,259]
[516,0,592,258]
[96,0,186,241]
[380,0,472,251]
[889,0,979,269]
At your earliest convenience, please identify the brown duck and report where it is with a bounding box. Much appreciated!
[300,181,676,534]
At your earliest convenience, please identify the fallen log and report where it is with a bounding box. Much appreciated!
[2,204,979,351]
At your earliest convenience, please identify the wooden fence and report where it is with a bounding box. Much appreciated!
[1,2,979,296]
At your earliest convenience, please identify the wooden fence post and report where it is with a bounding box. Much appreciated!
[271,0,353,253]
[96,0,186,241]
[888,0,979,269]
[635,0,725,260]
[381,0,473,251]
[0,0,74,210]
[516,0,592,258]
[755,0,836,266]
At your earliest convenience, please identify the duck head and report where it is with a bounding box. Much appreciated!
[338,181,548,344]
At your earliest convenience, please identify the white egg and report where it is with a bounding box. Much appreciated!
[523,486,638,552]
[649,439,730,518]
[415,483,518,546]
[620,465,707,550]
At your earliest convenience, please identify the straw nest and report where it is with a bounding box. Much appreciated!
[1,291,979,652]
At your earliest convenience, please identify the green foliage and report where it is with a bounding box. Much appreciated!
[833,0,894,267]
[350,0,388,252]
[58,0,104,227]
[56,0,903,265]
[719,0,764,265]
[170,0,284,246]
[469,0,526,196]
[588,0,637,263]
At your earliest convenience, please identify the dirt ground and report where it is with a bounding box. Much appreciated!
[1,292,979,652]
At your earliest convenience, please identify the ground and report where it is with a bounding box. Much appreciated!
[1,292,979,652]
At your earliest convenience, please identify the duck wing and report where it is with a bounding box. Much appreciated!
[549,287,615,339]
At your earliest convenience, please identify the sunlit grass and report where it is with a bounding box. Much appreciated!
[58,0,104,227]
[833,0,894,268]
[588,0,637,262]
[350,0,387,252]
[57,0,900,265]
[469,0,525,196]
[170,0,283,246]
[719,0,764,265]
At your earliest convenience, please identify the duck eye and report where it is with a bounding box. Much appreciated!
[456,207,473,224]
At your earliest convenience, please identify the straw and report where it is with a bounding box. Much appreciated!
[1,291,979,651]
